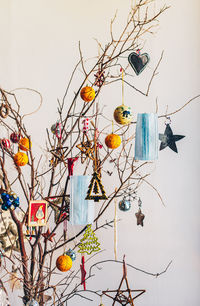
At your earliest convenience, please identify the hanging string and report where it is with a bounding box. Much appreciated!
[53,286,56,306]
[112,120,114,134]
[114,188,118,261]
[94,104,98,172]
[63,215,67,253]
[100,294,103,305]
[121,68,125,106]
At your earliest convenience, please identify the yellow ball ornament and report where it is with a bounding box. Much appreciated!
[114,105,133,125]
[56,254,72,272]
[105,133,121,149]
[19,137,31,151]
[80,86,95,102]
[14,152,28,166]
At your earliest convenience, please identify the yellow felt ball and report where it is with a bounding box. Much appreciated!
[105,133,121,149]
[114,105,133,125]
[19,137,31,151]
[80,86,95,102]
[14,152,28,166]
[56,254,72,272]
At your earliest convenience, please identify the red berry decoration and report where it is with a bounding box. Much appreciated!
[1,138,10,149]
[10,132,20,143]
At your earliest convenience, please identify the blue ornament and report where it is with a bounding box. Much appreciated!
[66,248,76,261]
[1,204,8,210]
[0,192,20,211]
[6,200,12,208]
[1,193,9,200]
[118,199,131,211]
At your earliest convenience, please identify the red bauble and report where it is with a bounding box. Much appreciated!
[10,132,20,143]
[1,138,10,149]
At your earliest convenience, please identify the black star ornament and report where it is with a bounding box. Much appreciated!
[159,124,185,153]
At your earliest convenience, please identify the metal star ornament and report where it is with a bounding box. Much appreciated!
[135,208,145,227]
[159,123,185,153]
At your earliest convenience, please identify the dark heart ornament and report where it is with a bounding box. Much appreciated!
[128,52,150,75]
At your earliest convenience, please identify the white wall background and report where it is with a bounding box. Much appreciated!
[0,0,200,305]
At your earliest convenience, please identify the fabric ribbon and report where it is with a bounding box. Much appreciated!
[80,255,86,290]
[67,157,78,176]
[55,122,62,139]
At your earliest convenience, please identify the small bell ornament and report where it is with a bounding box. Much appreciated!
[118,198,131,211]
[66,248,76,261]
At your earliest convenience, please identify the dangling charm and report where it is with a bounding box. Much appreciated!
[118,187,137,212]
[94,69,105,87]
[135,198,145,227]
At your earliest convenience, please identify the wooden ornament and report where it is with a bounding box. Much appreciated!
[48,193,70,224]
[94,69,105,87]
[78,224,101,255]
[19,137,31,151]
[14,152,28,166]
[76,133,95,163]
[105,133,121,149]
[42,229,56,242]
[56,254,72,272]
[102,257,145,305]
[85,171,107,202]
[80,86,95,102]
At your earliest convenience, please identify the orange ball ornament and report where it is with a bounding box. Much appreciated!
[80,86,95,102]
[56,254,72,272]
[105,133,121,149]
[19,137,31,151]
[14,152,28,166]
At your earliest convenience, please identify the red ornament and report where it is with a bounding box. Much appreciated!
[67,157,78,176]
[80,255,86,290]
[1,138,10,149]
[10,132,20,143]
[42,229,56,242]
